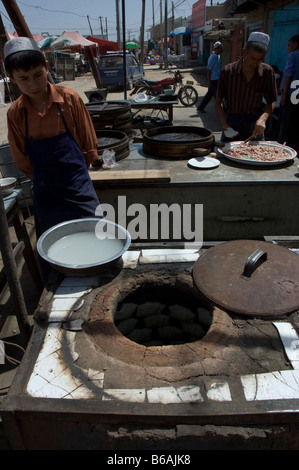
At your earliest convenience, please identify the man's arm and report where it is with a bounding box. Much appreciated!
[215,96,229,131]
[253,101,275,137]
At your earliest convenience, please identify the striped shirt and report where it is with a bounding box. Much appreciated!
[216,58,277,116]
[7,83,98,179]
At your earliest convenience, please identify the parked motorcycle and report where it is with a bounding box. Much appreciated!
[130,70,198,107]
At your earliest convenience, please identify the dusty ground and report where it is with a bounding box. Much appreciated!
[0,64,218,143]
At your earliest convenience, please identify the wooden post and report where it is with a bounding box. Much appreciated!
[0,0,33,38]
[0,13,9,59]
[0,1,54,84]
[85,46,103,89]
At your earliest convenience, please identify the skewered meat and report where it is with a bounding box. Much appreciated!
[226,143,290,162]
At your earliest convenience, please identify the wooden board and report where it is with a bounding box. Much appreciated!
[90,169,171,184]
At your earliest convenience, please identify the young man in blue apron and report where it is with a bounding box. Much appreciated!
[4,37,102,281]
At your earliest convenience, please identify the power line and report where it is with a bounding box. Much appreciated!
[18,1,100,21]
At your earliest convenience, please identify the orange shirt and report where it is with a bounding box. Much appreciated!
[7,82,98,179]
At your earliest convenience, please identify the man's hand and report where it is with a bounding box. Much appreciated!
[253,116,267,137]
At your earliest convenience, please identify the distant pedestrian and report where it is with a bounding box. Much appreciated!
[278,35,299,152]
[197,41,223,114]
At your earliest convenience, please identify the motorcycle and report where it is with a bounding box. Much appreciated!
[130,70,198,107]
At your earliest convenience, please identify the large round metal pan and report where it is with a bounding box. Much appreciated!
[37,218,131,275]
[217,141,297,166]
[143,126,215,159]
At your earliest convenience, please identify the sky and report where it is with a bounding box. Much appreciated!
[1,0,196,43]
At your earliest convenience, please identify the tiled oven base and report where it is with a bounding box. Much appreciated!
[1,248,299,449]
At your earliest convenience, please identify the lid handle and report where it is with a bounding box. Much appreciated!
[241,249,267,279]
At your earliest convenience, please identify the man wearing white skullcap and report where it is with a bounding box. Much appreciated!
[247,32,270,51]
[215,31,277,141]
[197,41,223,113]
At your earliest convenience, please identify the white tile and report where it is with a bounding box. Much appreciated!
[36,328,62,362]
[241,369,299,401]
[141,249,199,256]
[177,385,203,402]
[206,381,232,401]
[273,322,299,369]
[37,382,70,399]
[88,369,105,385]
[69,386,97,399]
[120,250,140,268]
[147,385,202,404]
[51,370,84,394]
[26,373,49,396]
[140,253,199,264]
[54,286,92,298]
[103,389,145,402]
[33,351,67,383]
[51,297,81,311]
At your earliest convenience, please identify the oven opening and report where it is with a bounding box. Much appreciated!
[114,285,213,346]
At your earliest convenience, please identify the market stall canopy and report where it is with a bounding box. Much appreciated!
[8,32,44,42]
[61,31,97,47]
[168,27,192,36]
[86,36,118,54]
[126,41,139,49]
[38,36,71,51]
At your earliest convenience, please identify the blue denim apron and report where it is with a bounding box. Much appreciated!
[25,104,100,239]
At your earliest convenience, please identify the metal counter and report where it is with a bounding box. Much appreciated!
[90,143,299,241]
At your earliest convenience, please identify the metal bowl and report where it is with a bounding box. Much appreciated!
[37,218,131,275]
[0,177,17,197]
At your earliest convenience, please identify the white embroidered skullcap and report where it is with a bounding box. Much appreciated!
[247,32,270,47]
[4,37,41,59]
[214,41,222,49]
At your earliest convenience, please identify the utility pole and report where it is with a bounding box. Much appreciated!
[87,15,93,35]
[99,16,103,37]
[164,0,168,69]
[121,0,127,99]
[140,0,145,63]
[172,1,176,55]
[116,0,121,48]
[160,0,163,54]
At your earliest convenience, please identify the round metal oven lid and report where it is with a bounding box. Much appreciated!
[193,239,299,317]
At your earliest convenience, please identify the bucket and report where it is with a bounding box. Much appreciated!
[0,143,33,207]
[0,143,24,178]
